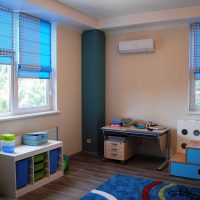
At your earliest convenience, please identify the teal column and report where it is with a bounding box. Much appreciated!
[82,30,105,154]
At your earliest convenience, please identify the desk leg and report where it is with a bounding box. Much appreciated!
[102,132,107,162]
[157,160,168,171]
[102,157,108,162]
[157,131,170,171]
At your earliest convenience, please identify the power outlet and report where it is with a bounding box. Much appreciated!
[86,138,92,144]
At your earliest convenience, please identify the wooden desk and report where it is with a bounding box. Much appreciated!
[101,126,170,171]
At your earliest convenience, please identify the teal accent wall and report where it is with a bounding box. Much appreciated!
[82,30,105,154]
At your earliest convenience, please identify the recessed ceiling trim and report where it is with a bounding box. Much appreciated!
[105,21,188,35]
[98,5,200,30]
[28,0,97,27]
[0,0,98,31]
[1,0,200,33]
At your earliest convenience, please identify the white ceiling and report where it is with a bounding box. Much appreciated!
[1,0,200,32]
[57,0,200,19]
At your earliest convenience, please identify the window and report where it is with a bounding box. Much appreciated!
[18,79,49,109]
[0,6,56,118]
[0,63,11,114]
[0,7,13,116]
[190,23,200,111]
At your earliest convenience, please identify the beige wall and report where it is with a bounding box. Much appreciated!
[106,26,200,155]
[0,26,82,156]
[1,24,197,156]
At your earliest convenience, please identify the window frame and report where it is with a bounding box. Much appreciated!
[0,11,57,118]
[189,23,200,111]
[0,62,12,117]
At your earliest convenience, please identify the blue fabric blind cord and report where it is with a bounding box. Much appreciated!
[192,23,200,80]
[0,7,14,65]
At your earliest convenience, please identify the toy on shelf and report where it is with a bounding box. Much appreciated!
[23,132,48,146]
[132,120,146,129]
[110,118,123,127]
[145,122,166,131]
[110,118,133,127]
[170,140,200,180]
[177,120,200,153]
[110,118,166,130]
[170,120,200,180]
[1,133,15,153]
[121,118,133,127]
[63,155,69,172]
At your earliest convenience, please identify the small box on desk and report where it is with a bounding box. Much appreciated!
[104,136,136,162]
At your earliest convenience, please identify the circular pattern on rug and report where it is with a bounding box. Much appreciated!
[193,130,200,136]
[181,129,188,135]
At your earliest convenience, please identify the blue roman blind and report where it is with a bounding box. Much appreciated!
[192,23,200,80]
[18,13,52,79]
[0,7,14,65]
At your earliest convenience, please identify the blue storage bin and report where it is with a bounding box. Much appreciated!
[50,148,60,174]
[16,158,30,189]
[23,132,48,146]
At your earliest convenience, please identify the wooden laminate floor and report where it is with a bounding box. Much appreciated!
[2,152,200,200]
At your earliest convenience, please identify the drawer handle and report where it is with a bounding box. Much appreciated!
[198,169,200,175]
[111,143,117,146]
[111,148,117,151]
[111,153,117,156]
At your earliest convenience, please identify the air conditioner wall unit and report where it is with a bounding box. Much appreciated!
[118,39,155,54]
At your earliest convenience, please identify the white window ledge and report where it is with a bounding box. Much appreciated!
[186,111,200,115]
[0,110,60,122]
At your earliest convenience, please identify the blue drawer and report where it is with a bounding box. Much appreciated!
[187,148,200,164]
[170,162,200,180]
[50,148,60,174]
[16,158,30,189]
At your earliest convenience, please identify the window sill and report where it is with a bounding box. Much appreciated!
[0,110,60,122]
[186,111,200,115]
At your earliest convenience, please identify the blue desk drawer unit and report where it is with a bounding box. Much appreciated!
[187,148,200,165]
[170,162,200,180]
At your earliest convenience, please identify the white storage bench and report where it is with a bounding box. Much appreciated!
[0,140,63,198]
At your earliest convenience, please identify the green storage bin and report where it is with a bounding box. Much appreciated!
[34,153,45,164]
[34,170,45,182]
[34,162,45,173]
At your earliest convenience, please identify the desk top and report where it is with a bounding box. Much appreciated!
[101,126,169,136]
